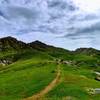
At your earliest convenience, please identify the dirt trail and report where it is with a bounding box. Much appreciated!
[24,65,61,100]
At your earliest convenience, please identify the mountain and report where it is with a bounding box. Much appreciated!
[0,36,69,52]
[0,36,61,51]
[28,40,53,51]
[0,36,30,51]
[0,36,100,59]
[0,36,54,65]
[74,48,100,56]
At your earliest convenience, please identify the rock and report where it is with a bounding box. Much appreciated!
[63,60,73,65]
[94,72,100,81]
[86,88,95,95]
[86,88,100,95]
[94,72,100,76]
[94,88,100,94]
[95,76,100,81]
[0,59,12,66]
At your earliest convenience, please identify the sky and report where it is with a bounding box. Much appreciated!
[0,0,100,50]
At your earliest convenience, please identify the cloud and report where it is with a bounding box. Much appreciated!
[77,22,100,33]
[0,0,100,50]
[0,0,77,35]
[63,21,100,39]
[7,6,39,20]
[47,0,75,11]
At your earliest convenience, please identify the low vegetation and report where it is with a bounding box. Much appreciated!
[0,37,100,100]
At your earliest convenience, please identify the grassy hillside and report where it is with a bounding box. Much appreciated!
[0,48,57,100]
[0,37,100,100]
[45,64,100,100]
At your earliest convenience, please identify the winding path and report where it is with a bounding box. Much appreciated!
[24,65,61,100]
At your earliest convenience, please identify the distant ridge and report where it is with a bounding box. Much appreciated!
[0,36,100,54]
[0,36,68,52]
[75,48,100,55]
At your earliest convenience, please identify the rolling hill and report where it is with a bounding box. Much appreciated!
[0,36,100,100]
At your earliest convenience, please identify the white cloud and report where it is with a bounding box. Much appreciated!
[0,0,100,50]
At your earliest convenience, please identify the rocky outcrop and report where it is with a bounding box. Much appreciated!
[94,72,100,81]
[54,59,74,65]
[0,36,30,52]
[95,76,100,81]
[74,48,100,56]
[63,60,73,65]
[0,59,12,66]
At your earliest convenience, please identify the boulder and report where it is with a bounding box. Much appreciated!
[95,76,100,81]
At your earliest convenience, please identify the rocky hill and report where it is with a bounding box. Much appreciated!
[0,36,30,51]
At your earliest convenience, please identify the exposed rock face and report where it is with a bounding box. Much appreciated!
[0,59,12,66]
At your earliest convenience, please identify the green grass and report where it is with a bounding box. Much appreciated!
[0,57,57,100]
[45,64,100,100]
[0,47,100,100]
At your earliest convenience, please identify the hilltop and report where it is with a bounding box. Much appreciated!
[1,36,100,53]
[0,36,100,66]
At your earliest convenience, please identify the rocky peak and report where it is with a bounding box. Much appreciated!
[0,36,30,51]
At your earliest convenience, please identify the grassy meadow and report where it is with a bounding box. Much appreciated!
[45,64,100,100]
[0,37,100,100]
[0,51,57,100]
